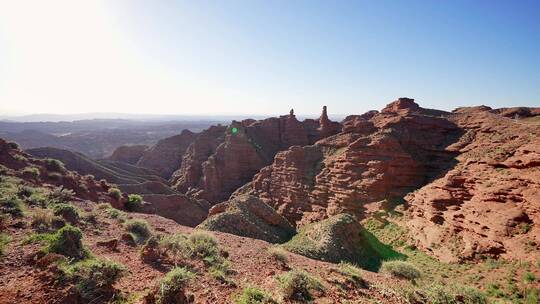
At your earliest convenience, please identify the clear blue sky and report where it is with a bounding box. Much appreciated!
[0,0,538,116]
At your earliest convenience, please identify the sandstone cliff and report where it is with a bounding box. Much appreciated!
[171,108,341,203]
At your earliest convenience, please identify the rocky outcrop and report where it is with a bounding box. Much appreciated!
[0,138,117,205]
[197,195,295,243]
[405,109,540,262]
[108,145,148,165]
[139,194,210,227]
[136,130,197,179]
[237,98,461,226]
[283,213,384,271]
[171,108,341,203]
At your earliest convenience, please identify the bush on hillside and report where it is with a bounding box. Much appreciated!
[154,267,195,304]
[125,194,143,211]
[404,283,487,304]
[0,196,24,217]
[108,188,122,201]
[52,203,80,224]
[124,219,151,243]
[44,158,65,172]
[276,270,324,301]
[65,258,126,301]
[21,166,40,178]
[234,286,276,304]
[381,260,421,280]
[46,225,88,260]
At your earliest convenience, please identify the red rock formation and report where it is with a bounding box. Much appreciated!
[405,109,540,262]
[136,130,197,179]
[171,109,340,203]
[108,145,148,165]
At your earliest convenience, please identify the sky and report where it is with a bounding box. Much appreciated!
[0,0,538,117]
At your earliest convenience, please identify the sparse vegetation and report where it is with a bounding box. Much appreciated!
[276,270,324,301]
[46,224,88,260]
[234,286,276,304]
[7,141,20,149]
[125,194,143,211]
[154,267,195,304]
[404,283,487,304]
[381,260,421,280]
[0,196,24,216]
[31,208,54,231]
[0,233,11,256]
[189,231,219,258]
[64,258,126,301]
[21,166,40,178]
[108,187,122,201]
[52,203,80,224]
[337,262,366,287]
[124,219,151,243]
[43,158,65,172]
[267,246,288,265]
[523,271,536,283]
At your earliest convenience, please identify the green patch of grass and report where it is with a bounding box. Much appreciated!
[189,231,219,259]
[43,158,65,172]
[234,286,276,304]
[337,262,366,287]
[0,233,11,256]
[405,283,487,304]
[276,270,324,301]
[523,271,536,283]
[380,260,421,280]
[46,225,89,260]
[125,194,143,211]
[0,196,24,217]
[21,166,40,178]
[124,219,151,244]
[108,188,122,201]
[155,267,195,304]
[52,203,80,224]
[63,258,126,301]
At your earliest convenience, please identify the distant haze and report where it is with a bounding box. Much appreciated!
[0,1,538,116]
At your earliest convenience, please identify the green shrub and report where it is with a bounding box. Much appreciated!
[267,246,288,264]
[338,262,366,287]
[0,164,8,175]
[125,194,143,211]
[44,158,65,172]
[64,258,126,300]
[209,259,232,282]
[48,187,75,202]
[21,166,40,178]
[234,286,276,304]
[381,260,421,280]
[107,208,125,220]
[46,225,88,260]
[108,188,122,201]
[405,283,487,304]
[124,219,151,243]
[13,154,27,162]
[0,233,11,256]
[276,270,324,301]
[160,233,192,264]
[97,202,112,210]
[523,271,536,283]
[7,142,19,149]
[0,196,24,216]
[52,203,80,224]
[17,185,35,197]
[189,231,219,259]
[155,267,195,304]
[524,288,539,304]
